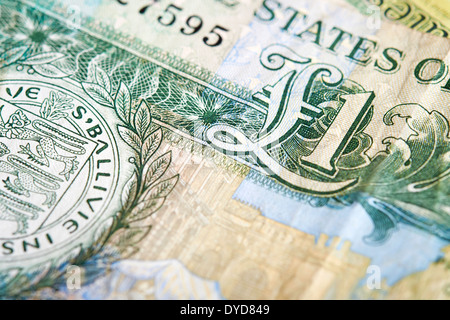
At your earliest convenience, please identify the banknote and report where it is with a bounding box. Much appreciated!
[0,0,449,300]
[345,0,450,38]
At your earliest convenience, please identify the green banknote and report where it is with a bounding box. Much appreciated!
[0,0,449,300]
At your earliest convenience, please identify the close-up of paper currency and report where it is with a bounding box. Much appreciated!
[0,0,449,301]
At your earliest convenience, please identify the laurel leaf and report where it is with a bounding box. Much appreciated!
[82,82,114,107]
[32,63,71,78]
[0,46,28,68]
[48,111,68,120]
[115,82,132,123]
[39,99,50,119]
[21,52,65,65]
[133,100,152,138]
[127,197,165,223]
[141,128,162,164]
[111,226,152,248]
[143,151,172,189]
[95,65,111,93]
[121,173,138,209]
[117,125,141,153]
[141,175,179,201]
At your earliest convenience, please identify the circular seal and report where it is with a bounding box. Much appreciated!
[0,80,119,263]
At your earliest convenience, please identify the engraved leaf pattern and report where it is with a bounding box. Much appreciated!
[117,125,141,153]
[127,197,165,223]
[0,46,28,68]
[95,65,111,93]
[141,175,180,201]
[134,100,152,139]
[39,99,50,119]
[115,82,132,123]
[0,2,181,298]
[143,151,172,189]
[20,52,65,65]
[141,128,162,164]
[111,226,152,255]
[121,173,138,209]
[39,91,74,120]
[32,63,71,78]
[82,82,114,107]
